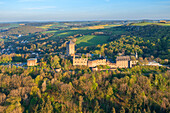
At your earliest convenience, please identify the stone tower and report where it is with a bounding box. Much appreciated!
[135,51,138,59]
[66,40,75,56]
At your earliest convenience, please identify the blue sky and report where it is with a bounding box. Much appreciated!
[0,0,170,22]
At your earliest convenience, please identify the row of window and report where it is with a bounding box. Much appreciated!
[74,61,87,63]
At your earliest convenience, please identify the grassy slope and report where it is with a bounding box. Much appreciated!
[76,35,109,47]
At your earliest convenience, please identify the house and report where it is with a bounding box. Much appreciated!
[27,58,37,66]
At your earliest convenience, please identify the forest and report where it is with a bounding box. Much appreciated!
[0,55,169,113]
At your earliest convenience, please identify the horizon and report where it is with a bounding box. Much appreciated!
[0,0,170,22]
[0,19,170,23]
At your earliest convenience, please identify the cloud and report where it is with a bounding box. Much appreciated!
[25,6,56,10]
[105,0,110,2]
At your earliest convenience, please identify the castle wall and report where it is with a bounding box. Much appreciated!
[88,60,97,67]
[106,62,117,68]
[88,59,107,67]
[73,56,133,68]
[73,58,88,66]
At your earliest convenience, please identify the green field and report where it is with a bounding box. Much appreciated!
[130,22,170,26]
[49,30,96,40]
[76,35,109,47]
[42,30,58,33]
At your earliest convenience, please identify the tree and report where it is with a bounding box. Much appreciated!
[50,55,61,69]
[79,96,83,112]
[112,107,116,113]
[120,107,125,113]
[41,80,46,92]
[94,100,101,113]
[138,57,143,64]
[144,58,148,65]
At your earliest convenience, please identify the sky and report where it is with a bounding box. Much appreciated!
[0,0,170,22]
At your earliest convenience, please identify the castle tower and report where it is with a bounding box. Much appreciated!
[135,51,138,59]
[66,40,75,56]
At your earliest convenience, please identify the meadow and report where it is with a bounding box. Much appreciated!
[76,35,110,47]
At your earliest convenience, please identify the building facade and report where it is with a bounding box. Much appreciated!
[27,58,37,66]
[73,56,134,68]
[73,57,88,66]
[66,40,75,56]
[116,56,132,68]
[73,57,107,67]
[88,59,107,67]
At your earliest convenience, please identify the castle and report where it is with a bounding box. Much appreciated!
[67,40,138,68]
